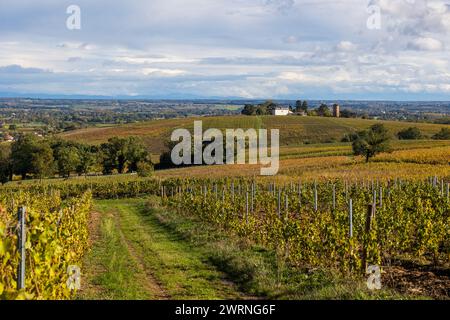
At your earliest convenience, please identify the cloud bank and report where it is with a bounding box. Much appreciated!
[0,0,450,100]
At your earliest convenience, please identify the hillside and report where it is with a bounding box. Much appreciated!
[60,115,450,155]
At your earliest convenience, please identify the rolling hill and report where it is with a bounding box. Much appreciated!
[60,115,450,155]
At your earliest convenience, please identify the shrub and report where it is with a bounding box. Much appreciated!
[397,127,422,140]
[432,128,450,140]
[137,161,154,177]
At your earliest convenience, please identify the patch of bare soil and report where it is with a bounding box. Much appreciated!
[88,211,102,245]
[383,263,450,300]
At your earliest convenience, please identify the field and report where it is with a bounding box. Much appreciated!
[60,115,450,154]
[1,176,449,300]
[1,115,450,301]
[59,115,450,181]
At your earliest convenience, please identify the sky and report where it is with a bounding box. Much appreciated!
[1,0,450,100]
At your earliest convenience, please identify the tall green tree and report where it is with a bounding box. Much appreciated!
[126,137,149,173]
[256,105,268,115]
[0,144,12,184]
[101,137,149,174]
[295,100,303,112]
[317,104,331,117]
[241,104,256,116]
[31,142,54,179]
[102,137,128,174]
[301,100,308,112]
[260,100,277,114]
[352,124,391,163]
[11,134,54,179]
[76,145,97,176]
[56,146,80,178]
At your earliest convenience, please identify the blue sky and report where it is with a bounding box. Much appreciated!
[1,0,450,100]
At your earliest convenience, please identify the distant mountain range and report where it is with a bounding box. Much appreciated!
[1,92,450,103]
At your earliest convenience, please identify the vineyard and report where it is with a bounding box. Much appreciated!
[0,175,449,299]
[3,0,450,305]
[0,177,160,199]
[0,190,92,299]
[163,178,450,274]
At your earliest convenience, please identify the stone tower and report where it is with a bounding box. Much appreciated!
[333,104,340,118]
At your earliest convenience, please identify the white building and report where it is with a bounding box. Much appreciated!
[273,107,293,116]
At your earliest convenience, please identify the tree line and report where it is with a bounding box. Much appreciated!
[0,135,153,184]
[241,100,358,118]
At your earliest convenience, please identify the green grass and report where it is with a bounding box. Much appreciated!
[78,207,151,300]
[80,198,247,300]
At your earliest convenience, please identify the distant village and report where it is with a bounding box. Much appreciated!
[0,121,43,143]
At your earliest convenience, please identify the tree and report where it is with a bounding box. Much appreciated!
[76,145,96,176]
[242,100,277,116]
[352,124,391,163]
[340,109,357,118]
[101,153,115,175]
[259,100,277,115]
[301,101,308,112]
[31,142,54,179]
[317,104,331,117]
[0,145,12,184]
[342,131,364,143]
[100,137,149,174]
[397,127,422,140]
[56,146,80,178]
[10,135,57,180]
[126,137,149,173]
[256,105,268,115]
[11,134,35,179]
[432,128,450,140]
[295,100,303,113]
[101,137,128,174]
[241,104,256,116]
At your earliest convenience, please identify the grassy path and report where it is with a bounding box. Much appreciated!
[79,198,247,300]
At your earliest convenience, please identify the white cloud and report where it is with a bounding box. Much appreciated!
[141,68,186,77]
[0,0,449,99]
[336,41,357,52]
[407,37,443,51]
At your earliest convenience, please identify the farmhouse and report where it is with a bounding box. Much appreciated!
[272,107,293,116]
